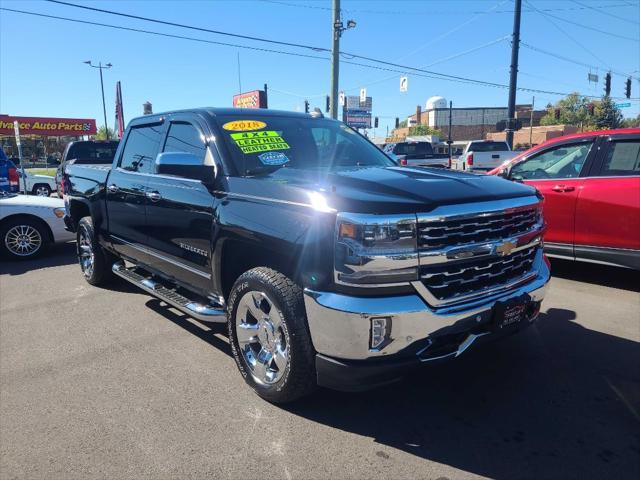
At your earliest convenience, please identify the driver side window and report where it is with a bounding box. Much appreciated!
[511,142,592,180]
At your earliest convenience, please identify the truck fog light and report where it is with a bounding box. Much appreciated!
[370,316,391,350]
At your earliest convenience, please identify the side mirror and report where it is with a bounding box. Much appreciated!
[155,152,213,182]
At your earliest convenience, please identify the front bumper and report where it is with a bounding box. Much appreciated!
[304,249,550,391]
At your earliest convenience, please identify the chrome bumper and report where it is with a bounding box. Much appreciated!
[304,249,550,361]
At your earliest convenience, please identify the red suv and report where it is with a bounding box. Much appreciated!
[489,128,640,270]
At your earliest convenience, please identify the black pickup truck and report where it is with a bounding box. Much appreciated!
[64,108,550,403]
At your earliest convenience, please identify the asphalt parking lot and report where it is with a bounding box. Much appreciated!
[1,243,639,480]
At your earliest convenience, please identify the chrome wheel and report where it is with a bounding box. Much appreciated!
[34,186,50,197]
[4,225,42,257]
[235,291,289,385]
[78,226,95,278]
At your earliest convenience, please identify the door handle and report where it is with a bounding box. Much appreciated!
[146,191,162,202]
[551,185,575,192]
[107,184,118,193]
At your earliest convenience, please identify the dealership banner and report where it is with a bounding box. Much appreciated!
[0,115,97,136]
[232,90,267,109]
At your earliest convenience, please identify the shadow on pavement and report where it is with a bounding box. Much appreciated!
[550,258,640,292]
[0,242,77,276]
[284,308,640,479]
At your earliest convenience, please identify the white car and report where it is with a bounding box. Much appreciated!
[19,170,57,197]
[0,192,75,259]
[459,140,518,172]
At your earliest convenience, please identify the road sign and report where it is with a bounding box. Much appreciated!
[339,91,345,107]
[343,95,372,129]
[13,120,21,146]
[400,76,408,92]
[360,88,367,104]
[615,102,631,108]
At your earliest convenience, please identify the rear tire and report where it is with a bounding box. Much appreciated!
[77,216,117,286]
[227,267,316,403]
[32,184,51,197]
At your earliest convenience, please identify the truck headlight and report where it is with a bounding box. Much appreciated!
[335,213,418,286]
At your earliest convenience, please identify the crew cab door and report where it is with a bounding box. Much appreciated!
[144,116,216,293]
[106,120,164,262]
[574,135,640,266]
[508,137,597,255]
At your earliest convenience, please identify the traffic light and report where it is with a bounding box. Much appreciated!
[395,117,399,128]
[604,72,611,97]
[374,117,379,128]
[554,108,561,120]
[587,103,595,115]
[326,95,330,112]
[304,100,309,113]
[626,77,632,99]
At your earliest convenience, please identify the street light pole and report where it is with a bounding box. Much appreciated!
[84,60,112,139]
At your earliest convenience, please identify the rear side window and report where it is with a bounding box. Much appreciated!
[163,122,206,161]
[119,125,163,173]
[601,141,640,176]
[511,142,592,180]
[468,141,509,152]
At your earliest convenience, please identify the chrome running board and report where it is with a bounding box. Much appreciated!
[112,263,227,323]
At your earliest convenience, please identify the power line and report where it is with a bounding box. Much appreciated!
[521,42,639,80]
[571,0,640,25]
[3,5,637,102]
[259,0,640,16]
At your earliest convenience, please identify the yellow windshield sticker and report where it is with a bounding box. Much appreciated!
[230,130,290,154]
[222,120,267,132]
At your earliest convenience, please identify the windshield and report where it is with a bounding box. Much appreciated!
[393,142,433,156]
[214,116,395,175]
[469,141,509,152]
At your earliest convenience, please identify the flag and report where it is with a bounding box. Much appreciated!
[115,81,125,139]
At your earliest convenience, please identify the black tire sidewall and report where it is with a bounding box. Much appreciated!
[0,217,48,260]
[77,217,112,286]
[227,268,315,403]
[32,184,51,197]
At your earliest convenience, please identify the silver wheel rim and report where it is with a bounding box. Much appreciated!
[235,291,289,385]
[78,226,95,278]
[5,225,42,257]
[35,186,49,196]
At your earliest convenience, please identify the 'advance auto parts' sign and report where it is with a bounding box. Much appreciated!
[232,90,267,109]
[0,115,97,136]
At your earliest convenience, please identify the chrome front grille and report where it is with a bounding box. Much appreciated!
[418,207,540,249]
[420,246,538,302]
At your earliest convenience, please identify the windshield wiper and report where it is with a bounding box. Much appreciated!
[244,164,286,176]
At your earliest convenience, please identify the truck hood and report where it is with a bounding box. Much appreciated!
[234,166,539,214]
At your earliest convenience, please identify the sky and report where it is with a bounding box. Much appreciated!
[1,0,639,136]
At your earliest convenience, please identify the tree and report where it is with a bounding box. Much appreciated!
[622,115,640,128]
[398,119,408,128]
[408,124,444,137]
[93,126,115,140]
[593,96,623,130]
[539,92,592,127]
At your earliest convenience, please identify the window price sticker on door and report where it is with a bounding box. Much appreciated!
[230,131,290,154]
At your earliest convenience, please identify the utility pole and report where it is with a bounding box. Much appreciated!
[506,0,521,150]
[84,60,112,139]
[447,101,453,168]
[330,0,356,119]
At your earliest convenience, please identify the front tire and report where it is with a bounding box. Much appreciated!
[77,216,116,286]
[0,217,49,260]
[227,267,316,403]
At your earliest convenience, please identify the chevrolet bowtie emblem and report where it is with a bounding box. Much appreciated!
[495,240,516,256]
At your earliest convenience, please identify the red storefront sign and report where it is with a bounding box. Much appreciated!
[0,115,97,136]
[232,90,267,109]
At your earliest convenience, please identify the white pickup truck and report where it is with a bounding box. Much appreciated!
[459,140,517,172]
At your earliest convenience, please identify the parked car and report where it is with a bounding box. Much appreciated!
[383,140,450,167]
[64,108,550,403]
[0,191,74,259]
[0,148,20,194]
[459,140,517,172]
[489,128,640,270]
[55,140,119,197]
[18,170,57,197]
